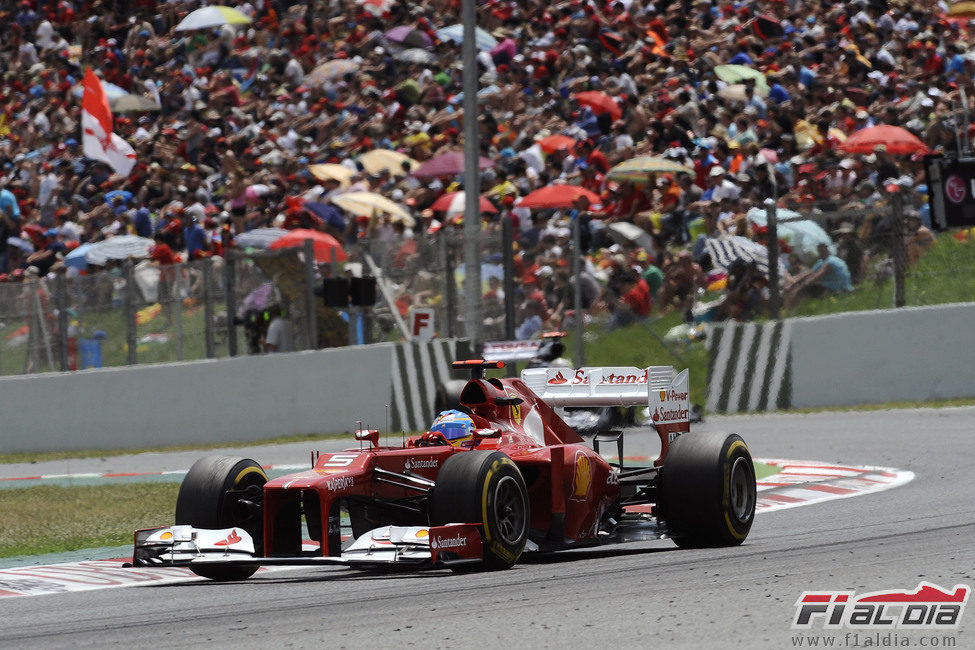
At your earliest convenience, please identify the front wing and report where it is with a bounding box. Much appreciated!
[133,523,485,571]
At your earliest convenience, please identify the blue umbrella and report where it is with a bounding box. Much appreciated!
[71,81,127,101]
[64,243,95,270]
[436,24,498,51]
[306,202,347,230]
[746,207,835,265]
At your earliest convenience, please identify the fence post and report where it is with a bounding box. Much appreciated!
[303,239,318,349]
[441,231,456,338]
[55,271,69,371]
[124,259,137,365]
[571,212,585,367]
[225,250,238,357]
[502,216,516,376]
[203,256,215,358]
[890,188,906,308]
[174,265,184,361]
[765,198,781,319]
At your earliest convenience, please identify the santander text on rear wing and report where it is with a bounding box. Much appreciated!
[521,366,691,441]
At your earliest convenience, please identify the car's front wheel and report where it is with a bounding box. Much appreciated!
[175,455,267,580]
[429,450,529,569]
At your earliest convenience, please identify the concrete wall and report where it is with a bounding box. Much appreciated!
[0,345,394,453]
[708,302,975,412]
[790,303,975,408]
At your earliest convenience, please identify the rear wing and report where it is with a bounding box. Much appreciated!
[482,340,542,362]
[521,366,691,431]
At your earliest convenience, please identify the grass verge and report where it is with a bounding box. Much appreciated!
[0,483,179,558]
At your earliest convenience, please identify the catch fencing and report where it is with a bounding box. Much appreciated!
[763,186,971,317]
[0,228,503,376]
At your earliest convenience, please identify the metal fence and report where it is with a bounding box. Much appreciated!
[767,187,964,317]
[0,229,505,375]
[0,249,308,375]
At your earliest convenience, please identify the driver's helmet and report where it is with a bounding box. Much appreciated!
[429,409,475,443]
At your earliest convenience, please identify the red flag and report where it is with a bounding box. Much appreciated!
[81,68,136,176]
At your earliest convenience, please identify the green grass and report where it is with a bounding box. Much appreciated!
[0,483,179,558]
[754,462,781,481]
[790,234,975,317]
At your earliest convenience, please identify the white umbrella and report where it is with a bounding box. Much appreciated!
[175,5,251,31]
[235,227,289,249]
[394,48,437,65]
[436,24,498,51]
[85,235,155,266]
[110,93,161,113]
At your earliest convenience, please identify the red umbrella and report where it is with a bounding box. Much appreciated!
[574,91,622,121]
[518,185,602,210]
[536,134,578,155]
[838,125,929,155]
[270,228,347,263]
[430,191,498,215]
[411,151,494,179]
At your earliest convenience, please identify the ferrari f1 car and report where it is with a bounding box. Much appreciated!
[132,361,756,580]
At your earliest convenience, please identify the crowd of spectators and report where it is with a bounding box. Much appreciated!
[0,0,964,344]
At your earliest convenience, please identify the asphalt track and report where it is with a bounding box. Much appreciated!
[1,407,973,649]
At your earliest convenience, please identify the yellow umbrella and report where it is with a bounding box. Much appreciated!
[794,120,848,150]
[359,149,418,176]
[714,64,769,91]
[331,191,415,227]
[606,156,694,183]
[948,1,975,17]
[308,163,353,186]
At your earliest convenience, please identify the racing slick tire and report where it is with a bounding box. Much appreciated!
[429,451,529,570]
[175,455,268,581]
[659,431,756,548]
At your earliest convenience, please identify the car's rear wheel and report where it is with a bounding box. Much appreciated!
[429,450,528,569]
[175,455,267,580]
[658,431,756,548]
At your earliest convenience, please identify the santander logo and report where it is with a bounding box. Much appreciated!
[431,534,467,550]
[548,371,568,385]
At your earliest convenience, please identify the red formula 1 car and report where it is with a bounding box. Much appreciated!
[132,361,756,580]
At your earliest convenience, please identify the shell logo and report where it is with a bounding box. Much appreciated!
[416,529,429,538]
[659,390,667,401]
[160,531,173,540]
[570,451,592,501]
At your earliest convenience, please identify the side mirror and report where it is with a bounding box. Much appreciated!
[355,429,380,449]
